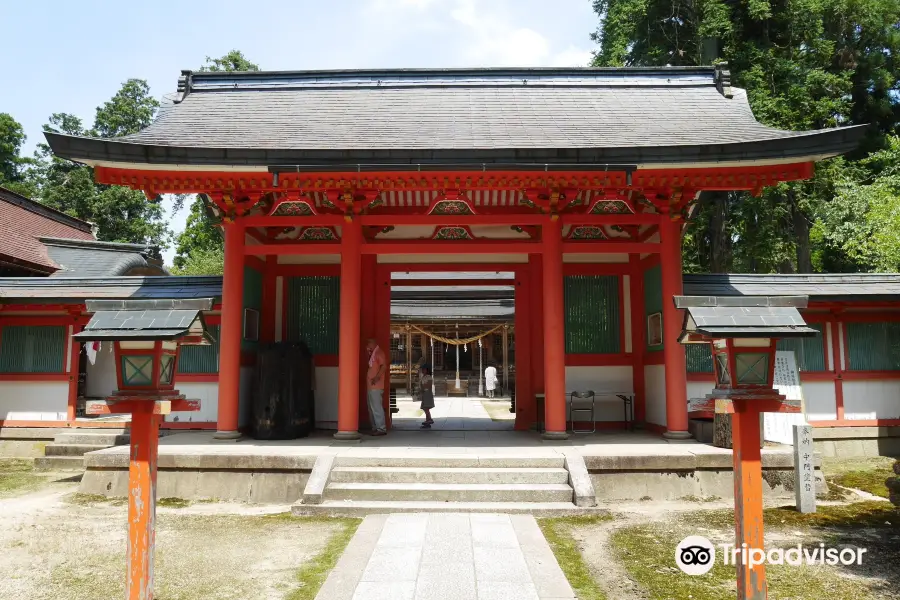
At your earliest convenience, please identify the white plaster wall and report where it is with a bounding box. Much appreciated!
[843,380,900,420]
[644,364,667,427]
[85,342,117,398]
[0,381,68,421]
[802,381,837,421]
[564,366,634,421]
[314,366,339,428]
[687,381,715,401]
[166,382,219,424]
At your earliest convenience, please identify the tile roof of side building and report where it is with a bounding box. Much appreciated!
[44,66,866,169]
[0,186,95,274]
[41,238,168,277]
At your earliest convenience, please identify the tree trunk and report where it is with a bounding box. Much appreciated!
[793,199,813,273]
[708,191,730,273]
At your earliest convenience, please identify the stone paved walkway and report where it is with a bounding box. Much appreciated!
[393,396,515,431]
[315,513,575,600]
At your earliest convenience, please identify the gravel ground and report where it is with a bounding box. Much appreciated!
[0,479,339,600]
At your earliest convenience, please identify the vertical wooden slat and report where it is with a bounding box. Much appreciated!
[846,322,900,371]
[777,323,825,371]
[0,325,65,373]
[286,276,340,354]
[563,275,621,354]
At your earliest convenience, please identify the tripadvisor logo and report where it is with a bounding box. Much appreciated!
[676,535,868,575]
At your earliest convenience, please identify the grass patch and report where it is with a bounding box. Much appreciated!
[539,516,612,600]
[681,501,898,530]
[612,523,880,600]
[0,458,47,497]
[64,493,126,506]
[285,517,361,600]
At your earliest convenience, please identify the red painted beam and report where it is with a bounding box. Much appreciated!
[362,241,540,254]
[562,242,659,254]
[240,215,344,227]
[559,214,661,226]
[360,214,548,226]
[245,243,340,255]
[390,278,515,287]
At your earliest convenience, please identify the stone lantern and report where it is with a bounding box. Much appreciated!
[676,295,817,600]
[74,298,214,600]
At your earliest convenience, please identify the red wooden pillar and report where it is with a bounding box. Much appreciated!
[659,214,690,439]
[127,403,162,600]
[215,222,245,439]
[542,218,568,439]
[335,218,362,440]
[513,266,532,430]
[629,255,646,425]
[732,401,768,600]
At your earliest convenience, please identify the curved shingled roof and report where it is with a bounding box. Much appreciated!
[44,66,865,169]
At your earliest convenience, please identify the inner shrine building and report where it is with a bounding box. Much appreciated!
[44,65,865,440]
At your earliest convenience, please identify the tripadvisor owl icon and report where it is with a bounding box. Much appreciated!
[676,536,716,575]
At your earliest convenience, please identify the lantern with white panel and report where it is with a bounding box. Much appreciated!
[74,298,215,600]
[675,295,817,600]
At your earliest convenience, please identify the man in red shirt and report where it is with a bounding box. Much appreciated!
[365,338,387,436]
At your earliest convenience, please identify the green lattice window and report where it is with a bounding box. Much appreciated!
[847,322,900,371]
[776,323,825,371]
[178,326,220,374]
[286,276,340,354]
[563,275,620,354]
[686,344,714,373]
[0,325,65,373]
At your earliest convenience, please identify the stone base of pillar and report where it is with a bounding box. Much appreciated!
[663,430,693,441]
[333,431,361,443]
[541,431,569,441]
[212,430,242,442]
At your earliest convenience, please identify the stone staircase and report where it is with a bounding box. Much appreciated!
[34,429,130,470]
[293,454,599,516]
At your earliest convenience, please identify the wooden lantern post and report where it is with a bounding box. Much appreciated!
[675,295,817,600]
[75,298,215,600]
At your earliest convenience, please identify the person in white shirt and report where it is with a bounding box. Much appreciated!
[484,364,498,399]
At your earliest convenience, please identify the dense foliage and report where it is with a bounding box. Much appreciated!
[592,0,900,273]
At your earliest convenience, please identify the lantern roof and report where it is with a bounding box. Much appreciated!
[44,65,865,170]
[674,295,817,341]
[74,298,215,343]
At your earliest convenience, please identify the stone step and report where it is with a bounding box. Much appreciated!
[44,444,110,457]
[292,500,603,517]
[326,482,573,503]
[329,466,570,485]
[54,433,129,446]
[34,456,85,470]
[335,456,565,469]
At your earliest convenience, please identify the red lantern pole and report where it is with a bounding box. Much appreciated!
[127,401,162,600]
[731,400,767,600]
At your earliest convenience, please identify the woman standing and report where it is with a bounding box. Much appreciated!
[484,363,498,399]
[419,364,435,428]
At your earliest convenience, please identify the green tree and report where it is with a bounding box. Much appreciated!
[0,113,36,197]
[199,50,260,72]
[591,0,900,274]
[32,81,170,247]
[172,51,261,274]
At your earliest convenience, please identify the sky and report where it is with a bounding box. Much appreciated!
[1,0,599,265]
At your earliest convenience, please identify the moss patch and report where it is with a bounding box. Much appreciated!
[480,400,515,421]
[612,523,882,600]
[830,468,892,498]
[539,516,612,600]
[285,517,361,600]
[680,501,898,530]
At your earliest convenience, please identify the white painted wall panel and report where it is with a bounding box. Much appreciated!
[843,380,900,420]
[0,381,68,421]
[85,342,117,399]
[802,381,837,421]
[644,364,667,427]
[165,382,219,423]
[687,381,714,402]
[315,366,339,428]
[564,366,634,421]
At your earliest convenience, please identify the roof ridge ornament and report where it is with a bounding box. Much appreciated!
[175,70,193,103]
[714,62,733,99]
